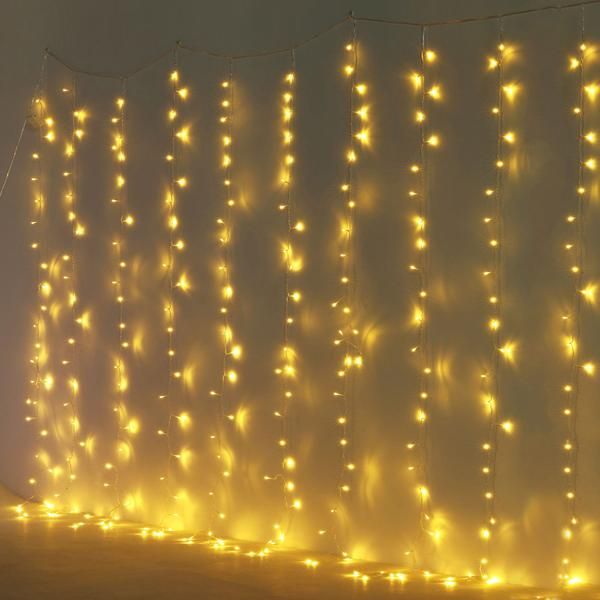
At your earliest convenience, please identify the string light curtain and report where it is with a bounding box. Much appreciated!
[8,4,600,589]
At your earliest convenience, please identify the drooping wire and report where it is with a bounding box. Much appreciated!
[0,120,26,203]
[43,1,600,81]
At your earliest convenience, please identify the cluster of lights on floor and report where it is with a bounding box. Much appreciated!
[12,500,509,592]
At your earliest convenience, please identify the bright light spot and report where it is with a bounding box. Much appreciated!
[582,362,595,376]
[503,83,519,101]
[580,283,597,305]
[499,342,516,363]
[428,85,441,100]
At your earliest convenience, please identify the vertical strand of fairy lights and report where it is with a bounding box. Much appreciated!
[560,8,592,585]
[60,75,86,506]
[479,19,518,581]
[39,67,60,511]
[42,87,69,510]
[329,16,367,554]
[479,21,504,581]
[408,25,439,544]
[268,51,304,544]
[105,82,132,520]
[21,57,52,517]
[158,51,189,530]
[208,58,241,538]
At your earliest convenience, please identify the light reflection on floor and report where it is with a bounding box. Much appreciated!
[0,486,595,599]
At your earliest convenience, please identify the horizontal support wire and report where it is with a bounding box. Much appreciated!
[43,0,600,80]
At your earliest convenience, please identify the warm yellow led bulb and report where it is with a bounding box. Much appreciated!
[503,131,516,143]
[582,362,595,376]
[503,83,519,101]
[427,85,441,99]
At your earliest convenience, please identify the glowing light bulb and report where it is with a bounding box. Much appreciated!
[489,318,501,331]
[176,127,190,143]
[503,83,519,101]
[582,361,595,376]
[499,342,516,362]
[585,83,600,100]
[580,283,597,304]
[427,85,441,99]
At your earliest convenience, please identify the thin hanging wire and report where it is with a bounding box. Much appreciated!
[42,1,600,81]
[0,121,26,203]
[0,52,50,205]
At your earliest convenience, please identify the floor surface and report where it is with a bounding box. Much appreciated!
[0,485,595,599]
